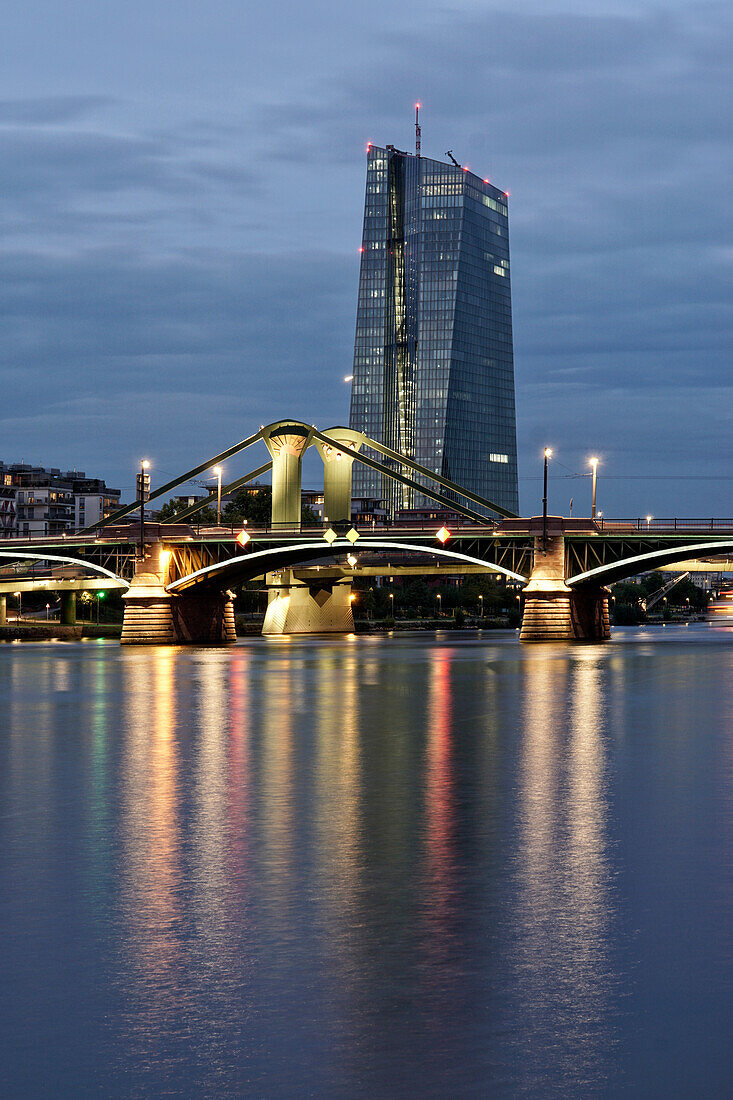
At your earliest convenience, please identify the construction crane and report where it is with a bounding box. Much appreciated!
[446,150,461,168]
[642,572,690,612]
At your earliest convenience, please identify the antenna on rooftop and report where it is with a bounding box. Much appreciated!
[415,103,421,157]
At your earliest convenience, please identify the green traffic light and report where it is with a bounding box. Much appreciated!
[98,591,106,599]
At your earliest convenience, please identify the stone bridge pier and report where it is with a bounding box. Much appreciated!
[262,569,354,635]
[121,544,236,645]
[520,519,610,642]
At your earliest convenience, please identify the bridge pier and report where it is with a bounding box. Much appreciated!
[60,591,76,626]
[262,570,354,634]
[121,544,236,645]
[520,526,610,642]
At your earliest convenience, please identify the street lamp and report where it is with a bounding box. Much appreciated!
[14,591,21,622]
[590,457,599,519]
[137,460,151,554]
[478,593,484,618]
[389,592,394,618]
[45,603,50,620]
[542,448,552,550]
[213,466,223,525]
[646,514,653,531]
[436,592,442,616]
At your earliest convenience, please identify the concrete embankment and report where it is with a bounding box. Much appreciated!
[0,623,122,642]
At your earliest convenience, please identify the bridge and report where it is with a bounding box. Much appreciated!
[3,418,733,644]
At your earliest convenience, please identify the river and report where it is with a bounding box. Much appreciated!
[1,626,731,1096]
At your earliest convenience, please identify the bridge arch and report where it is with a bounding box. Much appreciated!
[567,540,733,588]
[0,551,129,589]
[166,539,528,593]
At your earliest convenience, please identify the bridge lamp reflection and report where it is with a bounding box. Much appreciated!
[347,554,357,568]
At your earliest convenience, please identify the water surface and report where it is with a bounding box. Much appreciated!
[1,626,731,1096]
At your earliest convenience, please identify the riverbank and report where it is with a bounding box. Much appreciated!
[0,622,122,642]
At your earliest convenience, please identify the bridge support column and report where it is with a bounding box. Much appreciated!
[520,530,610,642]
[261,422,312,530]
[262,570,354,634]
[121,543,236,645]
[315,427,363,525]
[60,591,76,626]
[0,595,5,626]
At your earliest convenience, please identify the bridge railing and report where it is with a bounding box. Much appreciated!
[596,518,733,532]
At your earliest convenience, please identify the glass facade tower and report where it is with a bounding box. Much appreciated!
[349,144,519,516]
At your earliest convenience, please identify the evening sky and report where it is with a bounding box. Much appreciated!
[2,0,731,514]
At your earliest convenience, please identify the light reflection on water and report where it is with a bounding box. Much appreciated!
[0,627,732,1096]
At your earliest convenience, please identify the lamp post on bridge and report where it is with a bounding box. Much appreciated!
[137,460,151,556]
[542,448,552,550]
[213,466,223,526]
[590,457,599,519]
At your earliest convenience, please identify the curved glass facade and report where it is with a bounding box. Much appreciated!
[349,145,519,516]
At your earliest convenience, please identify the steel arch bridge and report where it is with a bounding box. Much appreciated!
[4,419,733,642]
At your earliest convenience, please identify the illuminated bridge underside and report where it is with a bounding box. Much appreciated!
[0,551,129,589]
[567,540,733,588]
[166,540,529,594]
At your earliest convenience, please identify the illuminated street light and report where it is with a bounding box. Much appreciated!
[646,514,653,530]
[137,460,151,554]
[542,448,552,550]
[213,466,223,525]
[478,593,484,618]
[14,591,21,622]
[590,457,599,518]
[347,554,357,568]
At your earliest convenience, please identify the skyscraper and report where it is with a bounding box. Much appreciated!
[348,142,519,516]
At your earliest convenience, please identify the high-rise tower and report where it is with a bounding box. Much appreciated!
[348,142,519,515]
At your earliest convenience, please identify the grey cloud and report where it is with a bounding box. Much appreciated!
[0,246,357,486]
[0,96,112,125]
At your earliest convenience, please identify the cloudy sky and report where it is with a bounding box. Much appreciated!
[2,0,731,515]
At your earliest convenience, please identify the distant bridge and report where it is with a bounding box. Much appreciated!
[2,418,733,642]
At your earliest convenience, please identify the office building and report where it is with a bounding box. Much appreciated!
[349,142,519,515]
[0,462,121,537]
